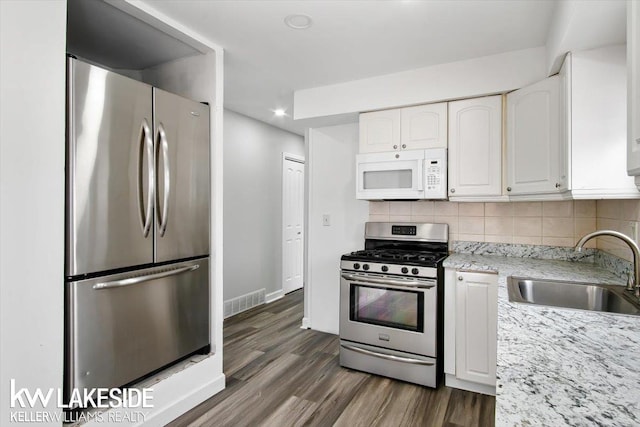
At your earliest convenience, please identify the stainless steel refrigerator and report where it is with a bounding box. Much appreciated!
[65,57,210,397]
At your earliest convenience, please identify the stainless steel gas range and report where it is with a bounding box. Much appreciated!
[339,222,448,388]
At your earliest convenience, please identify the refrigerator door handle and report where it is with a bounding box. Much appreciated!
[156,123,170,237]
[138,119,154,237]
[92,264,199,290]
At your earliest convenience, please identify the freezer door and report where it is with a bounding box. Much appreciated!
[66,58,154,276]
[154,88,210,262]
[65,258,210,397]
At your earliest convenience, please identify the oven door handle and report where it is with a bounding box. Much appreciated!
[341,344,435,366]
[341,273,436,289]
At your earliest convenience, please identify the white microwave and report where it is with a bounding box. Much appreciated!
[355,148,447,200]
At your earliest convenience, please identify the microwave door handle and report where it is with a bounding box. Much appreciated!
[341,273,436,289]
[416,159,424,191]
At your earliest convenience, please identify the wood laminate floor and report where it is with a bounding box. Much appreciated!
[169,290,495,427]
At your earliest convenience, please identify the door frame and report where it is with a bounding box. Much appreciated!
[281,152,305,296]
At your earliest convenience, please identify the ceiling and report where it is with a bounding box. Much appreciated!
[142,0,561,135]
[69,1,627,136]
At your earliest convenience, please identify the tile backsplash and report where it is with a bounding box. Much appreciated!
[596,200,640,261]
[370,199,640,262]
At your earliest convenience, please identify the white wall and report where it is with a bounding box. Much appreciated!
[0,1,66,424]
[305,123,369,335]
[223,109,304,302]
[545,0,627,74]
[294,47,546,120]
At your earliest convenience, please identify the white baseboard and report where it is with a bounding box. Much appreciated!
[301,317,311,329]
[83,357,226,427]
[265,289,284,303]
[144,373,225,426]
[445,374,496,396]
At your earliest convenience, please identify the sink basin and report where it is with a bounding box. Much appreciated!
[507,277,640,316]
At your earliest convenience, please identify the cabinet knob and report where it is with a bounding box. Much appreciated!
[450,188,455,193]
[393,145,398,149]
[458,276,463,281]
[395,154,399,159]
[636,138,640,144]
[506,187,512,192]
[402,144,406,149]
[555,182,561,189]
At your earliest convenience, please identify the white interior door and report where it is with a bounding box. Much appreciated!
[282,155,305,294]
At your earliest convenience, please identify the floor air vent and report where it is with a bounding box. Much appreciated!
[224,288,266,318]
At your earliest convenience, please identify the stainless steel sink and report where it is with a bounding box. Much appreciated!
[507,277,640,316]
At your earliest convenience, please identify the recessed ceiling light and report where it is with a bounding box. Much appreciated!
[284,14,312,30]
[274,109,286,117]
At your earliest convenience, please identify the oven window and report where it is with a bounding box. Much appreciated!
[363,169,412,190]
[350,284,424,332]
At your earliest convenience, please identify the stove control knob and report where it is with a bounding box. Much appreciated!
[412,268,419,275]
[353,263,360,270]
[363,264,370,271]
[381,265,388,272]
[401,267,409,274]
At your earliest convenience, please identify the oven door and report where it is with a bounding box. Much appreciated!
[340,272,437,357]
[355,150,424,200]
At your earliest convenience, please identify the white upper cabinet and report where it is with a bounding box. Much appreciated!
[400,103,447,149]
[359,109,401,153]
[359,102,447,153]
[448,96,503,200]
[506,75,565,196]
[568,46,637,198]
[628,1,640,180]
[507,45,636,201]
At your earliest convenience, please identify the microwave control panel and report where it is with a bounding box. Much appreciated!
[424,148,447,199]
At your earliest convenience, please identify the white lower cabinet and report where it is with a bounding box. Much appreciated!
[444,269,497,395]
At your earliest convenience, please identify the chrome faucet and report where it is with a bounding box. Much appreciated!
[575,230,640,295]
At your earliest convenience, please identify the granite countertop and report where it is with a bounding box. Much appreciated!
[443,252,640,427]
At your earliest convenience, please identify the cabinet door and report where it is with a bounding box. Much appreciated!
[455,271,497,386]
[628,0,640,176]
[400,103,447,149]
[359,109,401,153]
[448,96,502,197]
[506,75,565,195]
